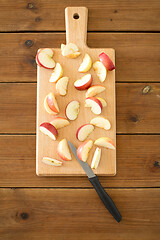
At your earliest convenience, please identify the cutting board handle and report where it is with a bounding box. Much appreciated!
[65,7,88,47]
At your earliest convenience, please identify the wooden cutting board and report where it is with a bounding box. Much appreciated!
[36,7,116,176]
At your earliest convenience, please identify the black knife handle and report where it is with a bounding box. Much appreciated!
[89,176,122,223]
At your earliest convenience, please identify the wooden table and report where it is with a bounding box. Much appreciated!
[0,1,160,239]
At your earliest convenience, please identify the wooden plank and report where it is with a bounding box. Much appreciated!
[0,135,160,187]
[0,33,160,83]
[37,7,116,176]
[0,188,160,240]
[0,0,160,31]
[0,83,159,134]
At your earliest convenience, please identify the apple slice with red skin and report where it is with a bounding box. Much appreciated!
[90,116,111,130]
[44,93,59,115]
[99,52,115,71]
[85,97,102,115]
[50,117,70,129]
[65,100,80,120]
[86,85,105,98]
[39,122,58,140]
[76,124,94,141]
[36,48,55,69]
[57,138,72,161]
[77,140,93,162]
[94,137,116,150]
[74,74,92,90]
[96,97,107,107]
[42,157,62,166]
[91,147,101,169]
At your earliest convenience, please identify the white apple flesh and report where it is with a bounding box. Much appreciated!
[42,157,62,166]
[56,77,69,96]
[86,85,105,98]
[94,137,116,150]
[74,74,92,90]
[78,53,92,72]
[77,140,93,162]
[36,48,55,69]
[85,97,102,115]
[65,100,80,120]
[57,138,72,161]
[91,147,101,169]
[76,124,94,141]
[50,117,70,129]
[90,116,111,130]
[93,61,107,82]
[39,122,58,140]
[44,93,59,115]
[61,43,80,58]
[49,63,63,83]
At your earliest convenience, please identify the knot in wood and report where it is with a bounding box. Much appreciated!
[20,212,29,220]
[27,3,34,9]
[25,40,34,47]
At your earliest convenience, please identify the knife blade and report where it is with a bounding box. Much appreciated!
[68,140,122,223]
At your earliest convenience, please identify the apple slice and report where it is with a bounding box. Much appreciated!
[90,116,111,130]
[91,147,101,169]
[99,52,115,71]
[36,48,55,69]
[94,137,116,150]
[65,100,80,120]
[56,77,69,96]
[42,157,62,166]
[76,124,94,142]
[74,74,92,90]
[78,53,92,72]
[85,97,102,115]
[44,93,59,115]
[57,138,72,161]
[39,122,58,140]
[93,61,107,82]
[49,63,63,83]
[96,97,107,107]
[61,44,66,51]
[61,43,80,58]
[86,85,105,98]
[77,140,93,162]
[50,117,70,129]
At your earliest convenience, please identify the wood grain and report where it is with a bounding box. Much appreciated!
[37,7,116,176]
[0,0,160,32]
[0,135,160,187]
[0,33,160,83]
[0,188,160,240]
[0,83,159,134]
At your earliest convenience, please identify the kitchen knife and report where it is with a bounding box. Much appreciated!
[68,140,122,223]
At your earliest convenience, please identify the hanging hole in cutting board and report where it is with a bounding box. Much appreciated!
[73,13,79,19]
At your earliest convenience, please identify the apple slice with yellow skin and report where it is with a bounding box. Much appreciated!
[76,124,94,141]
[65,100,80,120]
[96,97,107,107]
[93,61,107,82]
[91,147,101,169]
[57,138,72,161]
[77,140,93,162]
[39,122,58,140]
[85,97,102,115]
[42,157,62,166]
[50,117,70,129]
[94,137,116,150]
[44,93,59,115]
[61,43,80,58]
[74,74,92,90]
[86,85,105,98]
[90,116,111,130]
[78,53,92,72]
[49,63,63,83]
[56,77,69,96]
[36,48,55,69]
[99,52,115,71]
